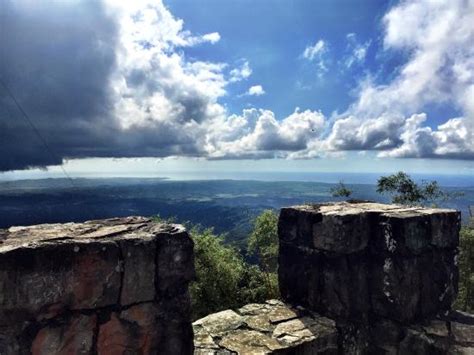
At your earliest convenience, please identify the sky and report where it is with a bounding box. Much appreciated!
[1,0,474,179]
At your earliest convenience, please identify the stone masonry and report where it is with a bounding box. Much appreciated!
[279,202,460,324]
[194,201,473,354]
[0,217,195,355]
[193,299,339,354]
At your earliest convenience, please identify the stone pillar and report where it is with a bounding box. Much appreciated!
[278,202,460,324]
[0,217,195,355]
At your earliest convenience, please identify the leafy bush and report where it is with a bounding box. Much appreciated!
[190,225,278,320]
[455,226,474,313]
[248,210,279,273]
[330,180,353,198]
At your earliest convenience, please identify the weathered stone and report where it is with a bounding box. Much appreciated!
[0,217,194,354]
[119,236,156,305]
[194,302,338,354]
[419,250,458,318]
[155,225,195,298]
[279,202,460,325]
[373,212,432,255]
[193,309,243,336]
[97,303,172,354]
[452,321,474,345]
[245,313,274,332]
[422,320,449,338]
[370,255,421,323]
[219,330,284,353]
[31,314,96,355]
[320,253,369,320]
[238,303,270,315]
[267,305,299,324]
[398,328,449,354]
[0,239,121,324]
[312,210,371,253]
[278,243,321,308]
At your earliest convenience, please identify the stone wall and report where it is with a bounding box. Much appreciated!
[194,201,473,354]
[0,217,195,355]
[278,201,473,353]
[278,202,460,324]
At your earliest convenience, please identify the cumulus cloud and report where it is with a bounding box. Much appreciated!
[2,0,474,172]
[229,61,252,82]
[0,0,328,171]
[302,39,328,77]
[246,85,265,96]
[320,0,474,159]
[205,108,326,159]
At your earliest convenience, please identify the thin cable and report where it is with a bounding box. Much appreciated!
[0,78,77,187]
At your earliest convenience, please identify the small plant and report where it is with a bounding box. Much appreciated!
[330,181,353,198]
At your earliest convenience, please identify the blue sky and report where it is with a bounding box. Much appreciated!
[167,0,391,117]
[1,0,473,179]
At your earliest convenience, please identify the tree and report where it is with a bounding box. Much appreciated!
[248,210,279,273]
[330,181,353,198]
[190,226,245,319]
[455,226,474,313]
[247,210,279,297]
[154,214,279,319]
[376,171,448,205]
[189,224,279,320]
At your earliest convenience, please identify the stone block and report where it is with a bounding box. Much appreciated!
[0,217,194,354]
[0,240,121,323]
[97,304,161,354]
[155,226,195,298]
[278,243,321,308]
[278,202,460,325]
[31,314,96,355]
[119,236,156,306]
[193,301,338,354]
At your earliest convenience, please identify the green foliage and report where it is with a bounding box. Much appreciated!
[455,226,474,313]
[151,214,177,224]
[376,171,450,205]
[330,181,353,198]
[248,210,279,273]
[190,225,278,320]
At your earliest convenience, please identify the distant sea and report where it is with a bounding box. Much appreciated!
[155,171,474,187]
[1,171,472,187]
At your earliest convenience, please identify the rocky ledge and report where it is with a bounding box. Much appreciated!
[193,300,338,354]
[193,301,474,354]
[0,217,195,354]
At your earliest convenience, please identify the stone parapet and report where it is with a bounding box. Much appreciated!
[278,202,461,324]
[0,217,194,355]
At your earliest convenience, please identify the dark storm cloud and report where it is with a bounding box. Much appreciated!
[0,0,119,171]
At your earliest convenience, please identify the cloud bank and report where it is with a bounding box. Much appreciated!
[1,0,473,172]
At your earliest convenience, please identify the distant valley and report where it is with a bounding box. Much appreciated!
[0,177,472,247]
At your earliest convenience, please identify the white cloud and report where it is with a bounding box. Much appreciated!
[302,39,328,77]
[303,39,325,60]
[229,60,252,82]
[4,0,474,171]
[205,108,326,159]
[318,0,474,159]
[344,33,370,69]
[201,32,221,44]
[247,85,265,96]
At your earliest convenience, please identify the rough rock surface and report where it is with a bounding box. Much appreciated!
[193,300,338,354]
[0,217,194,355]
[279,202,461,324]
